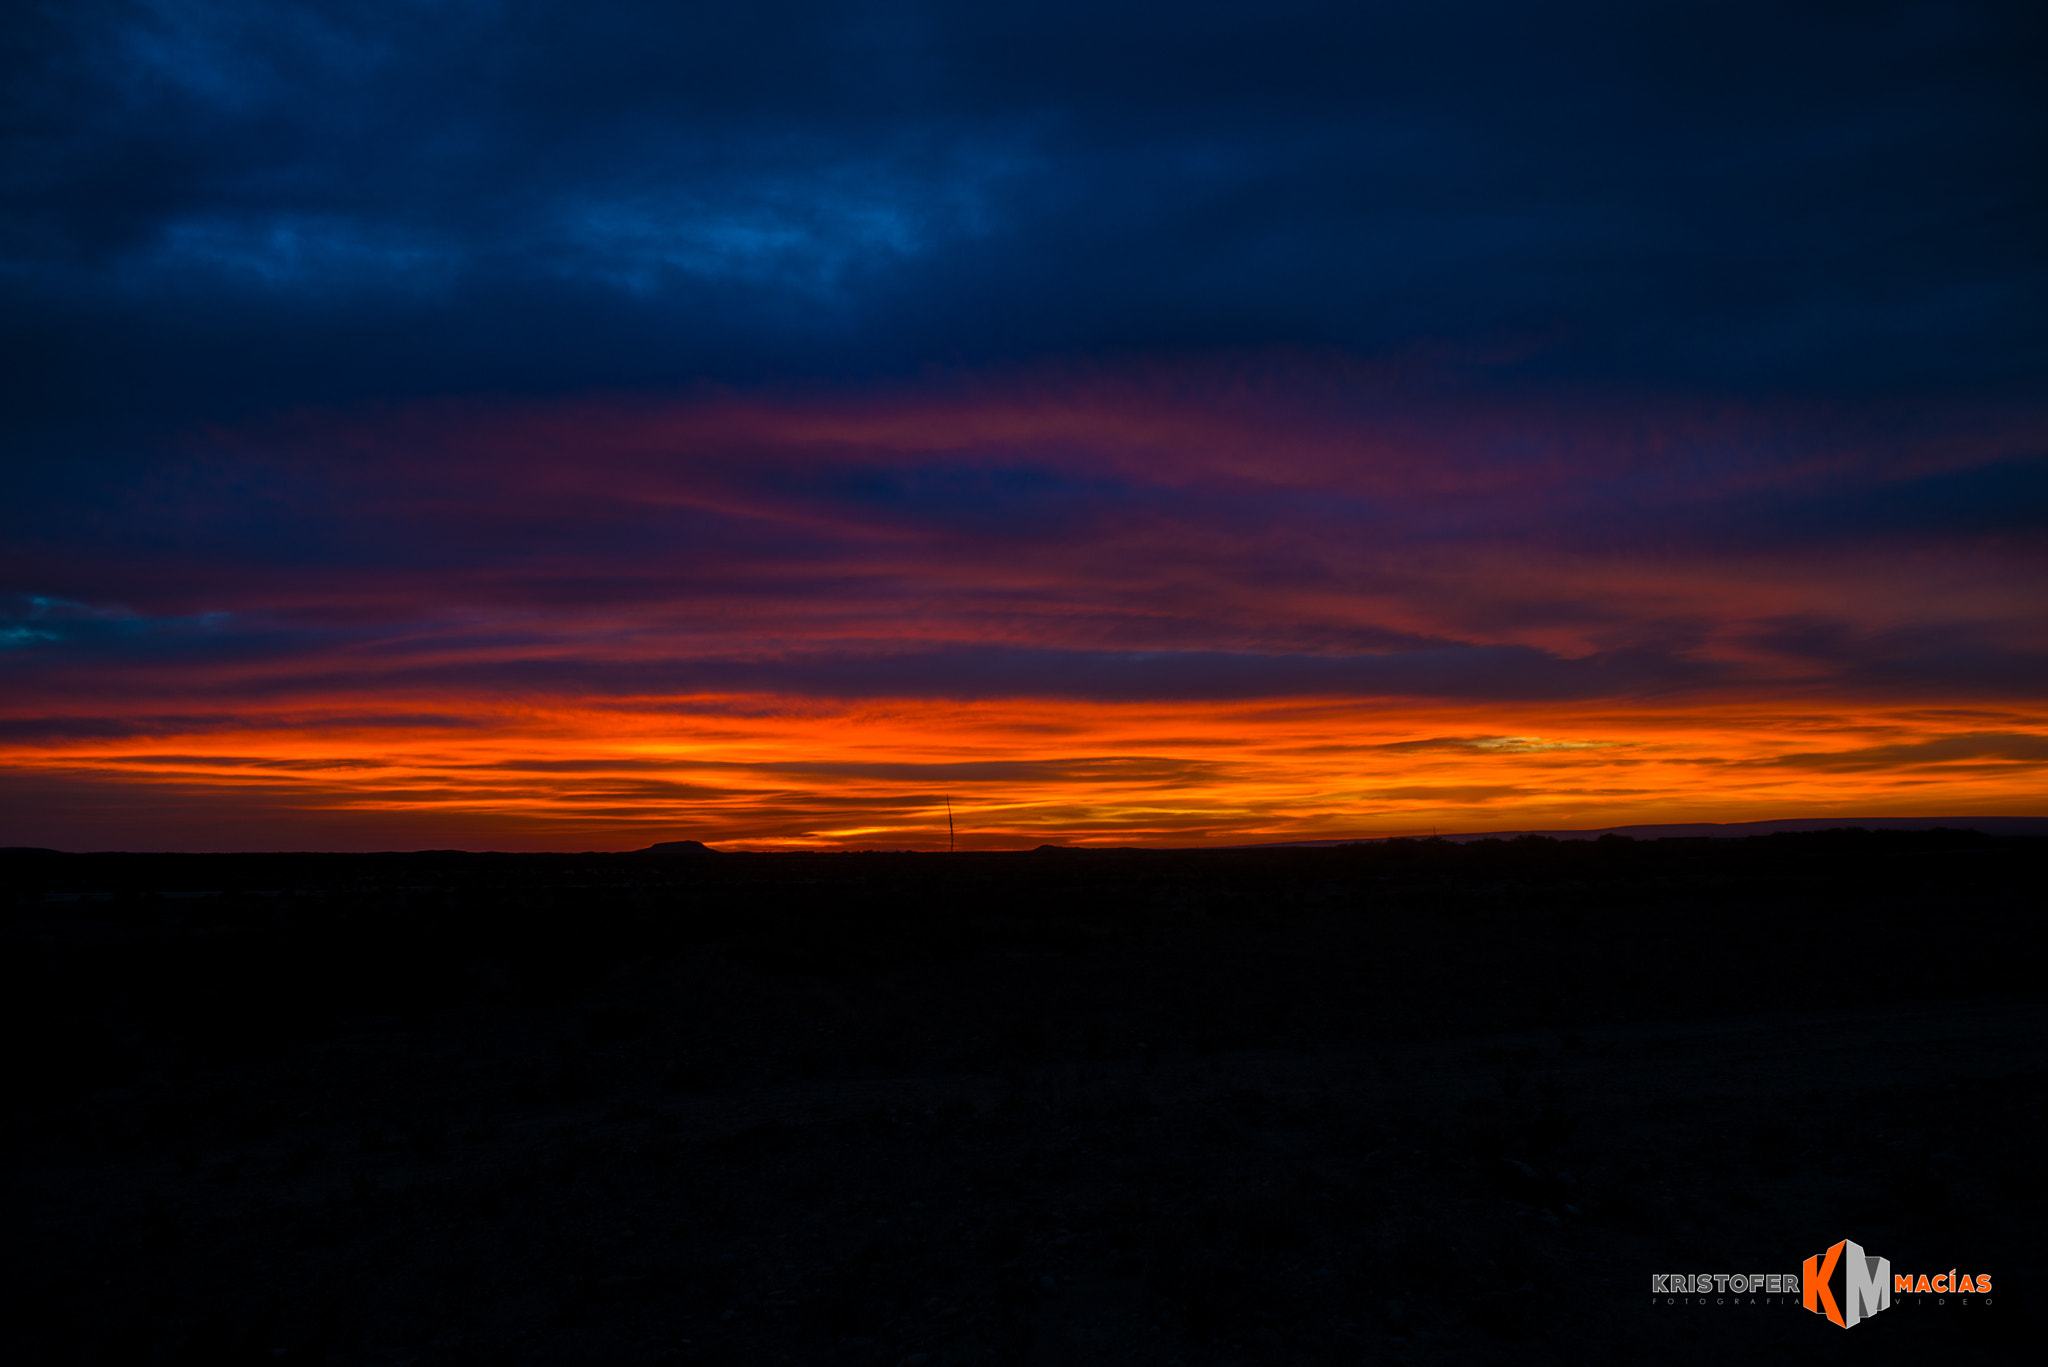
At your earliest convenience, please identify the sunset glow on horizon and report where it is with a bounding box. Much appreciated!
[6,697,2046,852]
[7,369,2042,850]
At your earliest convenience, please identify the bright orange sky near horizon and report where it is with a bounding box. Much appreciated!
[6,697,2045,852]
[5,360,2044,850]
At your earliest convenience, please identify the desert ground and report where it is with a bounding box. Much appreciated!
[4,830,2039,1364]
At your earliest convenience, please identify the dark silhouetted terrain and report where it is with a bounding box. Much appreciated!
[4,829,2041,1365]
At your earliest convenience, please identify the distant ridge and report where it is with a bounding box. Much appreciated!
[635,840,721,855]
[1248,815,2048,847]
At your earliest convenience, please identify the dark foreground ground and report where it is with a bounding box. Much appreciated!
[4,830,2042,1366]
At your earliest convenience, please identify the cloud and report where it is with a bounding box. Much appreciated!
[1760,732,2048,772]
[4,0,2043,434]
[1370,735,1617,755]
[1374,785,1525,803]
[4,371,2043,730]
[6,689,2040,851]
[0,711,481,742]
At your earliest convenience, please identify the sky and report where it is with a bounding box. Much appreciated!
[2,0,2044,851]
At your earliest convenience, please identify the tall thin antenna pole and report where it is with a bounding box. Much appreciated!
[945,795,955,853]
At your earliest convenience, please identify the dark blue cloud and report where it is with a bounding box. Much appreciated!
[1512,449,2048,557]
[0,626,1728,704]
[3,0,2042,439]
[0,593,232,648]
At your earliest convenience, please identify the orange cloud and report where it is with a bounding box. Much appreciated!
[3,694,2043,850]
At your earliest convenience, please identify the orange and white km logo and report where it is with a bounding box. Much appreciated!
[1799,1238,1993,1328]
[1802,1239,1891,1328]
[1655,1237,1990,1326]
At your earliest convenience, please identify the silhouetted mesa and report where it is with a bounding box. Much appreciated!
[636,839,720,855]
